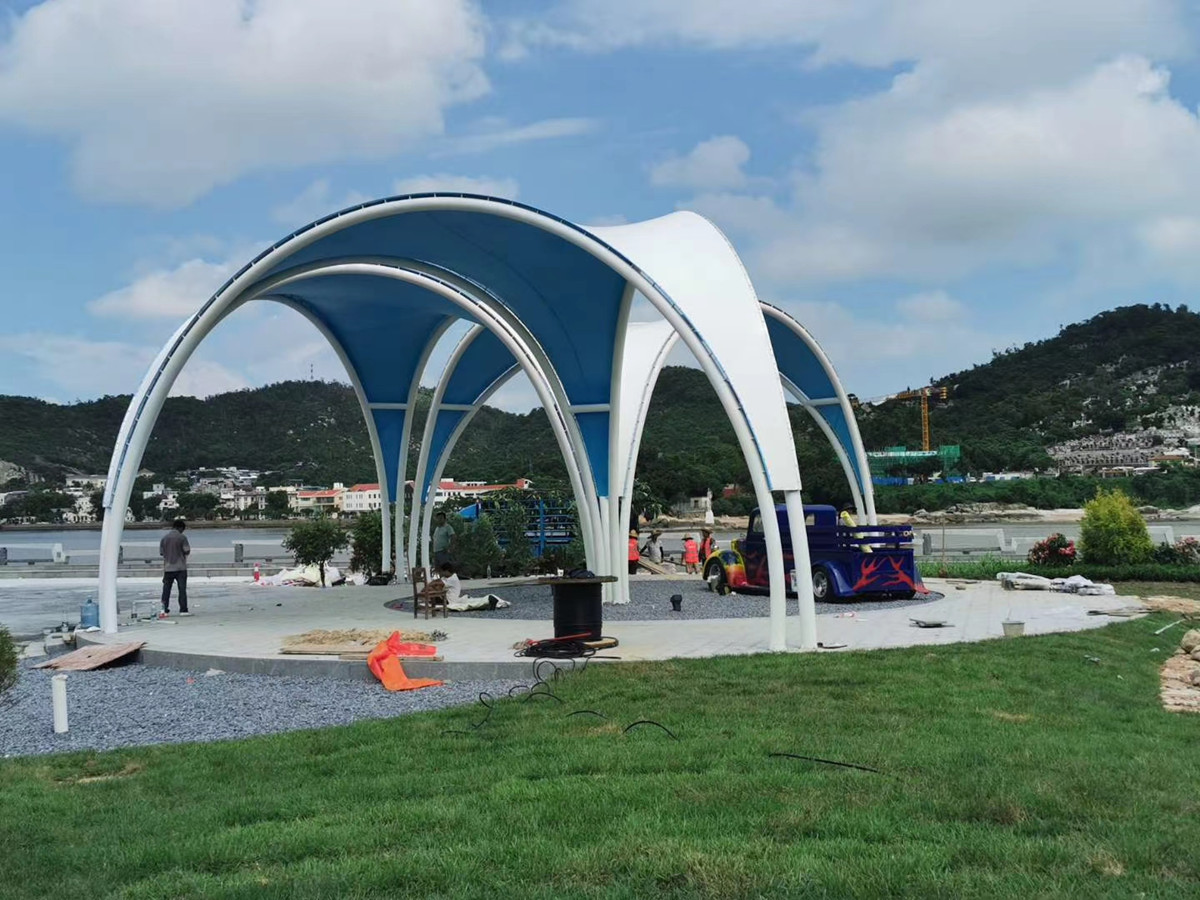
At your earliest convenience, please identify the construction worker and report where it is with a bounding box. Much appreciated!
[682,534,701,574]
[699,528,715,561]
[641,529,664,565]
[628,530,640,575]
[839,504,872,553]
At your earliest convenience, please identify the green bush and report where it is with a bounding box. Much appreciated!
[917,558,1200,583]
[1079,489,1154,565]
[282,517,349,586]
[0,626,17,704]
[348,511,386,577]
[452,516,505,579]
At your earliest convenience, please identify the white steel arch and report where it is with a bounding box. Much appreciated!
[99,195,819,651]
[97,262,604,632]
[759,303,876,525]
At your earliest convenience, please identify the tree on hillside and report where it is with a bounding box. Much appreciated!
[88,488,105,522]
[348,510,391,578]
[282,518,348,587]
[265,490,291,519]
[1079,489,1153,565]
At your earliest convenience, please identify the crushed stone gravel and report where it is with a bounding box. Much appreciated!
[1,660,521,759]
[449,577,939,620]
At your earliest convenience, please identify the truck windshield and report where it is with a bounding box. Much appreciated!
[747,513,762,537]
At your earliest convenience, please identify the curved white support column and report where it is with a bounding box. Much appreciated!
[761,303,876,525]
[606,284,635,604]
[784,489,818,649]
[393,318,456,577]
[409,326,482,571]
[781,376,866,521]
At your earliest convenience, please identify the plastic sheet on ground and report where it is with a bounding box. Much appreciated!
[368,632,443,692]
[997,571,1115,595]
[448,593,511,612]
[256,564,342,587]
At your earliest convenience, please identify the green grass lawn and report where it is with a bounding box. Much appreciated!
[3,618,1198,899]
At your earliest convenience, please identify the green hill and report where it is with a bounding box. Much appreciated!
[857,303,1200,471]
[4,304,1200,508]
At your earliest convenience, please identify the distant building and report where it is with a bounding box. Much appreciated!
[343,483,383,514]
[65,475,107,491]
[291,483,345,514]
[433,477,532,504]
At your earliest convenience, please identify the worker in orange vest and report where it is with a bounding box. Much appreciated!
[682,534,700,574]
[628,530,640,575]
[699,528,715,561]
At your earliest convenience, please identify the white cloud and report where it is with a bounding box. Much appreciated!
[507,0,1186,87]
[440,116,599,155]
[895,291,963,323]
[0,333,250,398]
[650,136,749,191]
[0,0,489,206]
[88,257,241,319]
[392,173,520,199]
[781,297,1003,395]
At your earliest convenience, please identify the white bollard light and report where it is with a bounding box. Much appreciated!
[51,673,69,734]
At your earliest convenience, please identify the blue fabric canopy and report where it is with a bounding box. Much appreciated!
[764,315,869,498]
[257,201,628,501]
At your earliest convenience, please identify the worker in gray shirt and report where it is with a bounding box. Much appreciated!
[159,518,191,618]
[431,510,456,568]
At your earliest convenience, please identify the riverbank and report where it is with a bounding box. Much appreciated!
[0,519,292,533]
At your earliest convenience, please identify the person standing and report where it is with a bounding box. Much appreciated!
[628,530,640,575]
[699,528,716,561]
[159,518,191,618]
[641,529,664,565]
[682,534,700,575]
[431,510,456,568]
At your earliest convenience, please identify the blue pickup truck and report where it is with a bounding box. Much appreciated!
[703,504,927,601]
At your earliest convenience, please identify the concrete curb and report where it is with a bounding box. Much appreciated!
[76,632,539,682]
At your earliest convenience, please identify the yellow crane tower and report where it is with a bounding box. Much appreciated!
[890,386,950,451]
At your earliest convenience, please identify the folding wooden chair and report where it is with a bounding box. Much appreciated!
[411,566,448,619]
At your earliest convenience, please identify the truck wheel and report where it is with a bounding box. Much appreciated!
[812,567,832,601]
[704,561,728,595]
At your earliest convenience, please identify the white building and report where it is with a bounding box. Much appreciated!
[65,475,106,491]
[433,477,532,504]
[343,483,383,513]
[291,483,345,514]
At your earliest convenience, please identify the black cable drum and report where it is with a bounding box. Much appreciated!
[551,581,603,640]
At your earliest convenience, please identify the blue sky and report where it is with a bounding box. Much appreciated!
[5,0,1200,408]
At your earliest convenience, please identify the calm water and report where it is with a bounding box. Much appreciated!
[6,520,1200,553]
[0,527,290,551]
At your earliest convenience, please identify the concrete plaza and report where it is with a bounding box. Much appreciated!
[70,576,1141,681]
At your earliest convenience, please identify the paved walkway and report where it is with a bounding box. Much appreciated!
[68,577,1140,679]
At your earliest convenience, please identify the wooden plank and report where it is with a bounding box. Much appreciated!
[33,641,145,671]
[281,643,441,657]
[281,643,386,656]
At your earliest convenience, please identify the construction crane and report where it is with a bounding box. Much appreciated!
[889,386,949,451]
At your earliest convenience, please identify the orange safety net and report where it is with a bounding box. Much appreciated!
[367,632,444,692]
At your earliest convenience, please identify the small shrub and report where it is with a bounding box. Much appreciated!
[1027,533,1076,567]
[349,511,385,577]
[282,517,349,586]
[0,626,17,703]
[453,516,505,579]
[1079,489,1154,565]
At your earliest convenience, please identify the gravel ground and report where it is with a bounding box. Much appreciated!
[1,660,523,759]
[453,577,940,620]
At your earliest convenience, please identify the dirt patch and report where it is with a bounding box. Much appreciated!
[282,628,440,646]
[1160,653,1200,714]
[1090,853,1126,877]
[1141,595,1200,615]
[989,710,1032,723]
